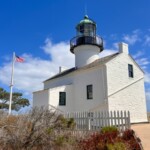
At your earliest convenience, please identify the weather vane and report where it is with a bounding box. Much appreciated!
[84,2,88,15]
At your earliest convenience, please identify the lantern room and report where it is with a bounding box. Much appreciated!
[70,15,104,53]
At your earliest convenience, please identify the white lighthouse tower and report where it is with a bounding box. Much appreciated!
[70,15,104,68]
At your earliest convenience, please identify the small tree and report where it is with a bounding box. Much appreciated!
[0,87,30,111]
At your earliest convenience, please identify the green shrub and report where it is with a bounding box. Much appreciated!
[57,115,76,129]
[55,135,66,146]
[67,118,76,129]
[106,142,126,150]
[101,126,118,134]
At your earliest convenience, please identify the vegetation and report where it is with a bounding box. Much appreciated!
[0,107,77,150]
[79,127,141,150]
[101,126,118,134]
[0,87,30,111]
[0,108,142,150]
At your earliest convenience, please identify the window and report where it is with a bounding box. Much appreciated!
[59,92,66,106]
[128,64,134,78]
[87,85,93,99]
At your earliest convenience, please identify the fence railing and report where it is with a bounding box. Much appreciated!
[64,111,130,132]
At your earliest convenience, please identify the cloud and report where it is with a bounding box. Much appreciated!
[122,30,141,45]
[0,55,55,93]
[99,49,117,58]
[146,91,150,101]
[145,72,150,84]
[133,51,150,84]
[144,35,150,46]
[0,39,74,96]
[41,38,74,68]
[136,58,150,70]
[133,51,144,59]
[133,51,150,70]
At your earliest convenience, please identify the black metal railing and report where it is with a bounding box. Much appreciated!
[70,35,103,53]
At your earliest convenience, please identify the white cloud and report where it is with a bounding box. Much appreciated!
[133,51,144,59]
[136,58,150,69]
[123,30,141,45]
[41,38,74,68]
[0,39,74,96]
[144,35,150,46]
[112,42,119,49]
[0,55,56,93]
[133,51,150,70]
[146,91,150,101]
[145,72,150,84]
[99,49,117,58]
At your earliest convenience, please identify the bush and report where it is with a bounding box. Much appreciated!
[0,107,77,150]
[0,109,142,150]
[122,129,141,150]
[106,142,126,150]
[79,128,142,150]
[101,126,118,134]
[79,131,121,150]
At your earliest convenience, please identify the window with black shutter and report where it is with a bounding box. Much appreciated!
[59,92,66,106]
[87,85,93,99]
[128,64,134,78]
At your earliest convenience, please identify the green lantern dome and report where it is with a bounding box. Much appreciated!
[78,15,96,26]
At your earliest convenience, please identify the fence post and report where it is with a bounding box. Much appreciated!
[86,112,91,130]
[128,111,131,129]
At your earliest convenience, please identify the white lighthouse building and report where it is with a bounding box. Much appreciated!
[33,16,147,123]
[70,15,103,68]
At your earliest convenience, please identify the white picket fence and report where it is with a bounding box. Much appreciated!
[64,111,130,132]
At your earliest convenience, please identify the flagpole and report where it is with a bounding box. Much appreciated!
[8,52,15,115]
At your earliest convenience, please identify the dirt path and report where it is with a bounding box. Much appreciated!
[131,124,150,150]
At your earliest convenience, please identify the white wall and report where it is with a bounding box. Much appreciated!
[73,66,108,112]
[44,75,73,89]
[43,65,108,112]
[49,84,74,112]
[106,53,147,123]
[108,79,147,123]
[106,53,144,96]
[74,45,100,68]
[33,89,49,108]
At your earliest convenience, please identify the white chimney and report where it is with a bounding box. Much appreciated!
[119,42,129,54]
[59,66,68,73]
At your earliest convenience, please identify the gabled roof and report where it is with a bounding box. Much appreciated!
[44,53,119,82]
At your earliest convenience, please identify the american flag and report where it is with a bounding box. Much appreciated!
[15,55,24,62]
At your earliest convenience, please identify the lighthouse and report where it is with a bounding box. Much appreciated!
[70,15,104,68]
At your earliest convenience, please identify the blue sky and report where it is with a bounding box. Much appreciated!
[0,0,150,112]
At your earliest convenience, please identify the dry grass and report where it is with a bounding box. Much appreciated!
[0,107,79,150]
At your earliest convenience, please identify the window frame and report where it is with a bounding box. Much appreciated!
[59,92,66,106]
[87,84,93,100]
[128,64,134,78]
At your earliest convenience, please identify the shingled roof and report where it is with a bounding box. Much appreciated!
[44,53,119,82]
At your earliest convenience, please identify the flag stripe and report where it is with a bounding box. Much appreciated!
[15,56,24,62]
